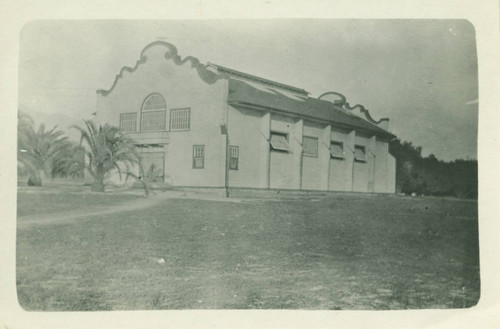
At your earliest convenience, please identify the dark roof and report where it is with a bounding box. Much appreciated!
[208,63,309,96]
[227,78,394,138]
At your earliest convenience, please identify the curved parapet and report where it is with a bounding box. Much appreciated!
[318,91,390,131]
[343,103,390,130]
[318,91,347,105]
[97,41,224,96]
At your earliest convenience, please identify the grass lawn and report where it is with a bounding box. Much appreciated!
[16,187,480,310]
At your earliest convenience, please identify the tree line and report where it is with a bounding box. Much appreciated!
[389,138,477,199]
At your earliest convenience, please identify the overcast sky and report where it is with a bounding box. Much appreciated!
[19,20,478,161]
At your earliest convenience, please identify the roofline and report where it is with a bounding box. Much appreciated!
[228,101,395,139]
[207,62,309,96]
[319,91,390,125]
[97,41,224,96]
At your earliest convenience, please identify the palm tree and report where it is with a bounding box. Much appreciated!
[72,120,144,193]
[51,143,86,179]
[18,112,72,186]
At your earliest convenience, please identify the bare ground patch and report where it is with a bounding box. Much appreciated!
[16,187,479,310]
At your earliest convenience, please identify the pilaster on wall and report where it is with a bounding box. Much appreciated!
[219,133,227,187]
[387,151,396,194]
[294,118,304,190]
[346,130,356,191]
[259,112,271,188]
[220,79,230,188]
[367,135,377,192]
[384,142,390,192]
[321,125,332,190]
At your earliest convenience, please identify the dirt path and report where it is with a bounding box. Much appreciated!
[17,190,244,229]
[17,191,176,229]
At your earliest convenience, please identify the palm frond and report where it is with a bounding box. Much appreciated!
[18,119,74,183]
[71,119,142,192]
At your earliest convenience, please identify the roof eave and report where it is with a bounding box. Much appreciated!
[209,62,309,96]
[228,100,394,139]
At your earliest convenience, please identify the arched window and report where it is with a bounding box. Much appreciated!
[142,93,166,111]
[141,93,166,132]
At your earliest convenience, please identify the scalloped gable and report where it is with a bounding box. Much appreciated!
[318,91,390,131]
[96,41,224,96]
[97,41,391,133]
[343,103,390,130]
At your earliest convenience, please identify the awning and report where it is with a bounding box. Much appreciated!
[330,142,344,158]
[354,146,366,162]
[270,133,291,152]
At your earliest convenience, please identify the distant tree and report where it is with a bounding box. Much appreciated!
[18,112,72,186]
[72,120,145,193]
[389,139,424,194]
[449,159,478,199]
[390,138,477,198]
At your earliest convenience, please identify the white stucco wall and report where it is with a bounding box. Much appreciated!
[302,122,328,190]
[353,134,370,192]
[96,43,228,187]
[329,127,354,191]
[269,114,301,189]
[374,139,389,193]
[227,107,268,188]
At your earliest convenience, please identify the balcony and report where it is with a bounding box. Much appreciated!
[124,131,170,145]
[120,110,170,144]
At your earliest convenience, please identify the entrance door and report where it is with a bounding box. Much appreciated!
[141,152,165,183]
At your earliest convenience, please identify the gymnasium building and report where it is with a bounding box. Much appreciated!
[95,41,396,193]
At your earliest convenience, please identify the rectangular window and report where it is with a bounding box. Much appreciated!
[330,141,344,159]
[141,110,166,132]
[193,145,205,169]
[354,145,366,162]
[302,136,318,157]
[120,113,137,133]
[229,145,239,170]
[170,108,190,131]
[270,131,291,152]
